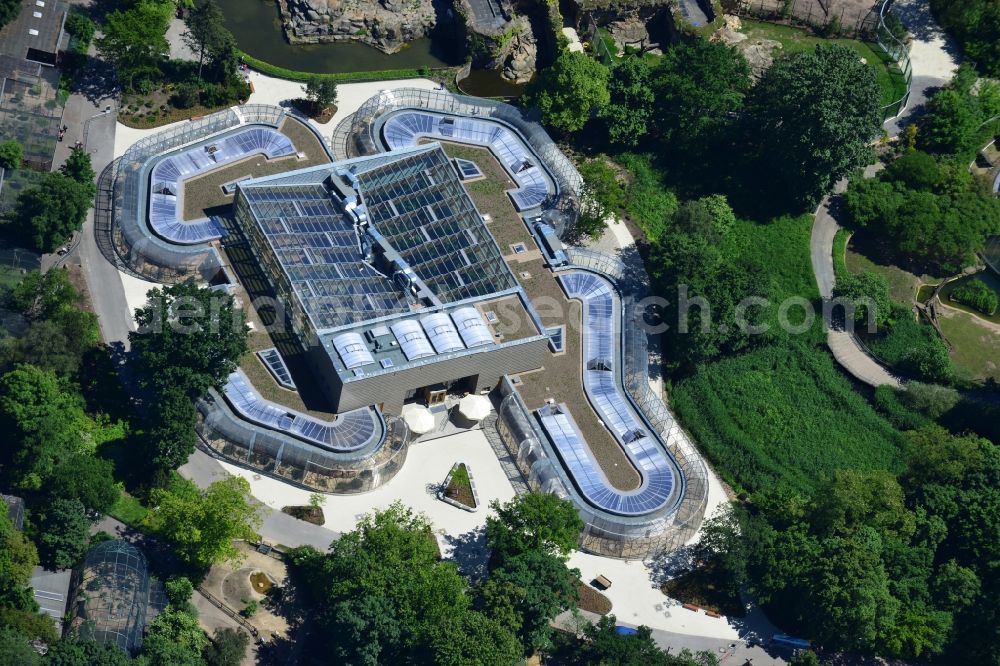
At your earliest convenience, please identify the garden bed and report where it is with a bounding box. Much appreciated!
[577,581,613,615]
[439,462,478,511]
[661,565,744,618]
[281,505,324,525]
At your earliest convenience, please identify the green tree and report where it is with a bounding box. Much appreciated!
[488,548,579,654]
[931,0,1000,77]
[46,454,118,514]
[165,576,196,611]
[152,476,261,568]
[0,0,20,29]
[45,639,133,665]
[901,341,953,383]
[12,173,92,252]
[144,385,198,471]
[130,281,248,398]
[690,505,748,601]
[202,628,249,666]
[430,611,522,666]
[0,365,91,490]
[575,157,625,239]
[10,269,78,321]
[524,52,609,134]
[0,510,38,611]
[919,88,981,154]
[601,58,655,147]
[746,45,881,209]
[883,150,943,190]
[485,492,584,563]
[651,39,751,148]
[96,0,173,92]
[833,271,893,328]
[303,76,338,116]
[288,502,490,663]
[0,140,22,171]
[0,627,40,666]
[182,0,233,80]
[34,498,90,569]
[60,147,96,196]
[141,605,209,664]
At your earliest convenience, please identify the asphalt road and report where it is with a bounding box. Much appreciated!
[180,449,339,551]
[56,87,135,348]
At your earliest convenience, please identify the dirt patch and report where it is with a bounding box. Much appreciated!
[281,505,325,525]
[661,566,743,618]
[201,543,290,642]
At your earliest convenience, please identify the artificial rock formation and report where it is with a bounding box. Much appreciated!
[279,0,437,53]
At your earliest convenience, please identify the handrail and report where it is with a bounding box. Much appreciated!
[875,0,912,121]
[197,587,260,638]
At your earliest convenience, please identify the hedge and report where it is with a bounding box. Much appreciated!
[238,50,456,85]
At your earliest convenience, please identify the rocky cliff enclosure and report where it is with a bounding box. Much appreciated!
[279,0,438,54]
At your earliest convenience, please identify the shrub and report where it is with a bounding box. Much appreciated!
[949,277,998,315]
[170,83,201,109]
[617,153,677,242]
[65,13,95,50]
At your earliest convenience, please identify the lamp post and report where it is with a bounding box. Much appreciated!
[82,104,114,151]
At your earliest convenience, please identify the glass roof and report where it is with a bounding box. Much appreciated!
[237,145,517,332]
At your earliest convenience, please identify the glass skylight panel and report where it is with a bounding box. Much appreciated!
[552,271,678,516]
[256,348,296,390]
[223,371,377,451]
[420,313,465,353]
[390,320,436,360]
[451,307,493,348]
[331,332,375,369]
[147,127,295,244]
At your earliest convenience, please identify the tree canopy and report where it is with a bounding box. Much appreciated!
[485,492,583,563]
[182,0,234,80]
[152,476,261,569]
[524,52,610,134]
[288,502,522,665]
[96,0,173,92]
[745,45,882,209]
[931,0,1000,77]
[12,173,92,252]
[0,140,22,171]
[33,498,90,570]
[651,38,751,150]
[129,281,248,398]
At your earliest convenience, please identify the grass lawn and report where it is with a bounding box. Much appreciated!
[937,307,1000,382]
[844,231,944,303]
[739,20,909,107]
[109,491,149,526]
[833,229,850,280]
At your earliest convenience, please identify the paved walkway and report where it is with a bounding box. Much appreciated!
[811,189,903,388]
[885,0,961,135]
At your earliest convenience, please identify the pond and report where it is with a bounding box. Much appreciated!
[217,0,463,73]
[939,271,1000,324]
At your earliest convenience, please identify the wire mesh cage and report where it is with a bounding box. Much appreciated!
[69,540,151,655]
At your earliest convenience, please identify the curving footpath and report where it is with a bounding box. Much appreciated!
[812,191,903,388]
[884,0,960,135]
